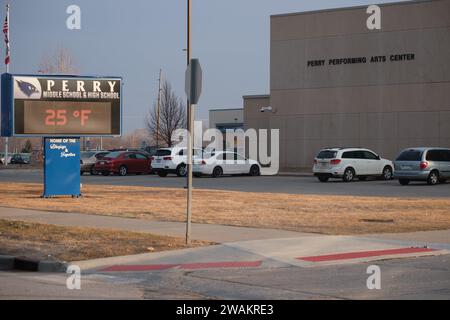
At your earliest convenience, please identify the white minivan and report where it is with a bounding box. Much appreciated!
[313,148,394,182]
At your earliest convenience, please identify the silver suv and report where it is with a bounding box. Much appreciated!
[394,148,450,185]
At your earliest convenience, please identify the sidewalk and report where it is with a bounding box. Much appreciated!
[0,206,308,243]
[74,234,449,272]
[1,206,449,272]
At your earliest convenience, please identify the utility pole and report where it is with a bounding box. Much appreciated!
[186,0,193,245]
[156,68,162,148]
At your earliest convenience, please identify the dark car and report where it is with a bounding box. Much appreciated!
[10,154,30,165]
[94,151,152,176]
[80,151,110,175]
[141,146,159,157]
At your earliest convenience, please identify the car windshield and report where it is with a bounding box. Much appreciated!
[155,149,172,157]
[81,152,95,159]
[396,150,423,161]
[317,150,337,159]
[104,151,122,159]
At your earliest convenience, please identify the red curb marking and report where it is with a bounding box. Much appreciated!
[180,261,262,270]
[100,264,178,272]
[297,247,436,262]
[100,261,262,272]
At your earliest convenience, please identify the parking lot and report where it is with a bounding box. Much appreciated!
[1,169,450,198]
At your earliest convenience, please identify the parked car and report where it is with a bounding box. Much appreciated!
[193,151,261,178]
[80,151,109,175]
[141,146,159,157]
[0,154,11,165]
[313,148,394,182]
[94,151,152,176]
[10,153,30,165]
[394,147,450,185]
[151,147,205,177]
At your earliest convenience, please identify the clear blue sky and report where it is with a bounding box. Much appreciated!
[1,0,406,133]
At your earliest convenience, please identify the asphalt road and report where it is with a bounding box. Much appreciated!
[1,169,450,198]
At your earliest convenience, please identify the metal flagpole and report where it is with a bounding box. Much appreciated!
[5,4,8,73]
[4,4,10,167]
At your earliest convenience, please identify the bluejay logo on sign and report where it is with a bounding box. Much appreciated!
[14,77,42,99]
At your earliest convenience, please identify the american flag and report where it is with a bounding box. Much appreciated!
[3,9,10,65]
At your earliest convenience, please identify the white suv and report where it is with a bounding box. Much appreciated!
[313,148,394,182]
[151,147,204,177]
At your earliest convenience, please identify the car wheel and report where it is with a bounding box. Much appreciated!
[342,168,355,182]
[382,166,393,180]
[102,171,109,176]
[358,176,368,181]
[317,176,329,182]
[427,171,439,185]
[399,179,410,185]
[249,165,260,176]
[157,171,168,177]
[176,164,187,177]
[90,166,98,175]
[212,166,223,178]
[119,165,128,176]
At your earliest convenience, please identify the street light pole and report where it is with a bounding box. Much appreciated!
[186,0,193,245]
[156,68,162,148]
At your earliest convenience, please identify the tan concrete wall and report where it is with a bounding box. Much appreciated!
[267,0,450,171]
[243,95,272,161]
[209,109,244,129]
[243,95,271,132]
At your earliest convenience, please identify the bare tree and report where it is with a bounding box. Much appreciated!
[147,80,186,147]
[38,47,78,74]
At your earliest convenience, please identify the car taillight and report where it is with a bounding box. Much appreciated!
[201,160,206,165]
[420,161,428,170]
[150,157,154,161]
[163,156,172,161]
[330,159,341,165]
[313,159,318,164]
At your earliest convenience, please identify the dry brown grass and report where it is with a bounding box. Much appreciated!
[0,183,450,235]
[0,219,210,262]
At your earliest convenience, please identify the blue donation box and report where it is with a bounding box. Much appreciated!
[44,138,81,197]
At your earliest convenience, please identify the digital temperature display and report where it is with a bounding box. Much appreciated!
[3,75,122,137]
[21,101,112,135]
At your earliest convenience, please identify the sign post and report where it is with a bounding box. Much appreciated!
[185,58,202,245]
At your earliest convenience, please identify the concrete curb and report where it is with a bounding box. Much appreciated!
[0,255,15,270]
[0,255,67,272]
[277,172,312,177]
[0,167,42,171]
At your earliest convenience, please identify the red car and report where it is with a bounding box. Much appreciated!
[95,151,152,176]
